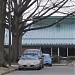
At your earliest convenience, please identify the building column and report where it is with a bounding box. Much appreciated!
[67,47,68,57]
[58,47,60,56]
[58,47,60,63]
[51,47,52,57]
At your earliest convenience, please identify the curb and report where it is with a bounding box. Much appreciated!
[52,64,66,66]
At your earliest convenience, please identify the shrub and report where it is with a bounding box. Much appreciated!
[66,56,75,63]
[52,55,62,63]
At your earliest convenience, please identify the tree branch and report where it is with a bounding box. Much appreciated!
[18,0,36,16]
[20,0,68,32]
[19,0,64,27]
[23,12,75,32]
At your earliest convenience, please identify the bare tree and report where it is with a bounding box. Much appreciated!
[0,0,7,66]
[6,0,75,62]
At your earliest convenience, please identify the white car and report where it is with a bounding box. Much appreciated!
[18,49,44,70]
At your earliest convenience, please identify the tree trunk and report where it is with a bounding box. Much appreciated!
[11,9,23,62]
[0,0,6,66]
[12,34,22,62]
[0,25,5,66]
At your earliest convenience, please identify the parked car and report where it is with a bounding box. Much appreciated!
[18,49,44,70]
[43,53,52,66]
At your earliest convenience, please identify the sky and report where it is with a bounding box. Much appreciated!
[23,0,75,19]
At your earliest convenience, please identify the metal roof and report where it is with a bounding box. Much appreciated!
[22,24,75,45]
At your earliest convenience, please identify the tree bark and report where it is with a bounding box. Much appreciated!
[0,0,6,66]
[0,25,5,66]
[12,14,22,62]
[12,34,22,62]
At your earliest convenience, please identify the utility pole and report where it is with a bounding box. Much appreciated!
[8,0,11,66]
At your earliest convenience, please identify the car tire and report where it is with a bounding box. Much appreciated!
[37,65,42,70]
[49,64,52,66]
[42,64,44,68]
[18,67,22,70]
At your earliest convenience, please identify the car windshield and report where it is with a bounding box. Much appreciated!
[20,52,39,60]
[43,54,51,60]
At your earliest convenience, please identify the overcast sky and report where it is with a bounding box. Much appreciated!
[23,0,75,19]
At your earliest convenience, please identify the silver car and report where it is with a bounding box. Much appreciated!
[18,49,44,70]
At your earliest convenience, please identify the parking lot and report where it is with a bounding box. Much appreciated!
[5,66,75,75]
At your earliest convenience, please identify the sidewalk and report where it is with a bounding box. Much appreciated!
[53,61,75,66]
[0,65,18,75]
[53,63,66,66]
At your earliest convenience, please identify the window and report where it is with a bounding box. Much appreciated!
[68,47,75,56]
[59,47,67,57]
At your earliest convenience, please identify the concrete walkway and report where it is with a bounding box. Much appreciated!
[0,65,18,75]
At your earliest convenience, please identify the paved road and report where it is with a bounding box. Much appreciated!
[5,66,75,75]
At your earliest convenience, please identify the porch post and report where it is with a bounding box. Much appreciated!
[58,47,60,63]
[67,47,68,57]
[51,47,52,57]
[58,47,60,56]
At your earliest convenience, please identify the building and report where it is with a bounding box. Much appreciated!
[5,16,75,58]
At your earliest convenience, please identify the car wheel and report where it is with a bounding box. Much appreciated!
[49,64,52,66]
[37,65,42,70]
[18,67,22,70]
[42,64,44,68]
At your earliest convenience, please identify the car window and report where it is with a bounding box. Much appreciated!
[24,50,42,58]
[20,53,39,60]
[43,54,51,59]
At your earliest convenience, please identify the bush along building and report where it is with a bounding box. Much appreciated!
[5,16,75,58]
